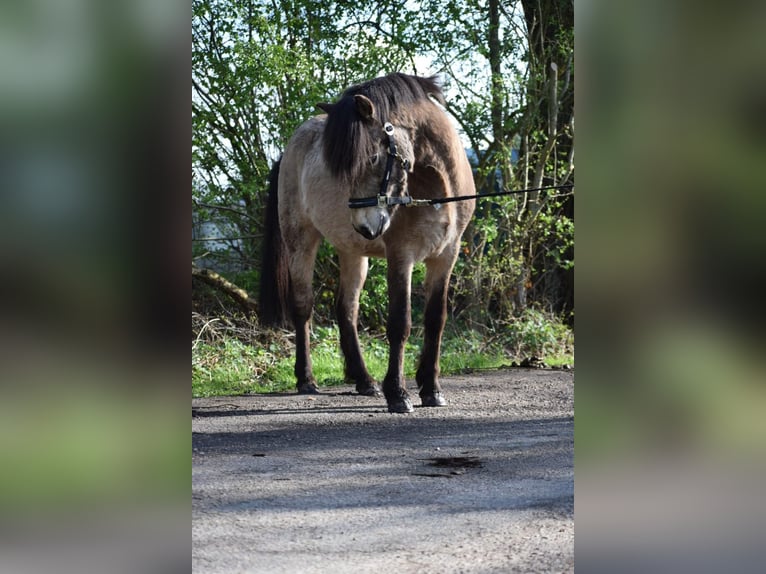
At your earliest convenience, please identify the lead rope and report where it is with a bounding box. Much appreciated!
[406,183,574,209]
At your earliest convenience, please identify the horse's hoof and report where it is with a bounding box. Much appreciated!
[297,382,320,394]
[387,396,414,414]
[356,381,382,397]
[421,392,447,407]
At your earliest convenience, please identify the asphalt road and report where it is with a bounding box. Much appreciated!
[192,368,573,573]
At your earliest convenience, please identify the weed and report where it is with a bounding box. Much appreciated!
[503,307,574,360]
[192,311,573,398]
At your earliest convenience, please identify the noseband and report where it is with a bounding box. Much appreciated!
[348,122,412,209]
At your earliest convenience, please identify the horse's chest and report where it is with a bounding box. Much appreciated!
[389,210,457,260]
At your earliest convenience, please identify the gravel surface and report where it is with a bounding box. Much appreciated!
[193,368,573,573]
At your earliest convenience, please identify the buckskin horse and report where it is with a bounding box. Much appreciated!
[259,73,475,413]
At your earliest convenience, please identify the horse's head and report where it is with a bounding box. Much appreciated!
[318,94,414,240]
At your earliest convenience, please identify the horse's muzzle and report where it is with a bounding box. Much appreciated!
[352,208,390,240]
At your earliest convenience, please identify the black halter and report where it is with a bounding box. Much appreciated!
[348,122,411,209]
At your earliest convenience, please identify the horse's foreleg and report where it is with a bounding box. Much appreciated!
[286,231,321,394]
[292,297,316,394]
[336,253,380,396]
[383,260,414,413]
[417,251,458,407]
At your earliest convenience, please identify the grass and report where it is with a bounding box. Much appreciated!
[192,312,573,398]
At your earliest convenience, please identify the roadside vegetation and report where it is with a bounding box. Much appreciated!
[192,281,572,398]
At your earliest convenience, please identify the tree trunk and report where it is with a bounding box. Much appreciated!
[488,0,503,146]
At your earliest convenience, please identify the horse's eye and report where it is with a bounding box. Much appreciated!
[370,153,379,165]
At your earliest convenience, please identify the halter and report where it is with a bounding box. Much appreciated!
[348,122,412,209]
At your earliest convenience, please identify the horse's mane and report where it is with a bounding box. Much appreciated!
[322,73,443,184]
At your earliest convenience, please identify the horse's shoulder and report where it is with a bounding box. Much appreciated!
[285,116,326,160]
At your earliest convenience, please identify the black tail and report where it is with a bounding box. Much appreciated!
[259,159,291,327]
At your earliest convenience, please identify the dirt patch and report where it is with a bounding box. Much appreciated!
[193,368,573,573]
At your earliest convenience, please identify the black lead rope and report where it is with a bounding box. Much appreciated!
[419,183,574,208]
[348,181,574,210]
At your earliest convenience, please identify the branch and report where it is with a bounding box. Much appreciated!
[192,265,258,316]
[193,82,259,173]
[341,20,399,42]
[192,235,261,242]
[194,200,258,222]
[529,61,559,213]
[560,115,575,186]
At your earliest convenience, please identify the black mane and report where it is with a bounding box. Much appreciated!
[321,73,443,184]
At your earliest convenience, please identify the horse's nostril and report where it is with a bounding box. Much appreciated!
[356,224,376,240]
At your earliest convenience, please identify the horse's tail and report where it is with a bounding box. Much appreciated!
[259,158,291,328]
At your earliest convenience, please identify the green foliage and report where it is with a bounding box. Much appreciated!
[306,325,419,385]
[358,258,389,330]
[192,339,276,396]
[503,307,574,359]
[230,269,261,294]
[438,329,508,373]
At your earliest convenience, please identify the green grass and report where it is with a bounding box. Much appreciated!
[542,354,574,369]
[192,314,573,398]
[437,328,509,373]
[192,339,281,397]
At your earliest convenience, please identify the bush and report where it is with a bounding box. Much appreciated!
[503,307,574,360]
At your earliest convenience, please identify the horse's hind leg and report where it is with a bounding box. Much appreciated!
[285,227,322,394]
[336,253,380,396]
[416,249,459,407]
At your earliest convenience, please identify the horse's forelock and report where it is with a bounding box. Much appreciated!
[322,95,376,184]
[322,73,442,183]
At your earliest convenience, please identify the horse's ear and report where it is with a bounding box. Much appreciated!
[316,102,333,114]
[353,94,375,121]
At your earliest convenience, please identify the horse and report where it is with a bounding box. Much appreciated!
[259,73,475,413]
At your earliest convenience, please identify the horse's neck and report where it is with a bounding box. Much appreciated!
[412,106,459,164]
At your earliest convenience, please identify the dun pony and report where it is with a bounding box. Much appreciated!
[260,73,475,413]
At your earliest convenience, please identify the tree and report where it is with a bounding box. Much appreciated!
[517,0,574,315]
[405,0,573,322]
